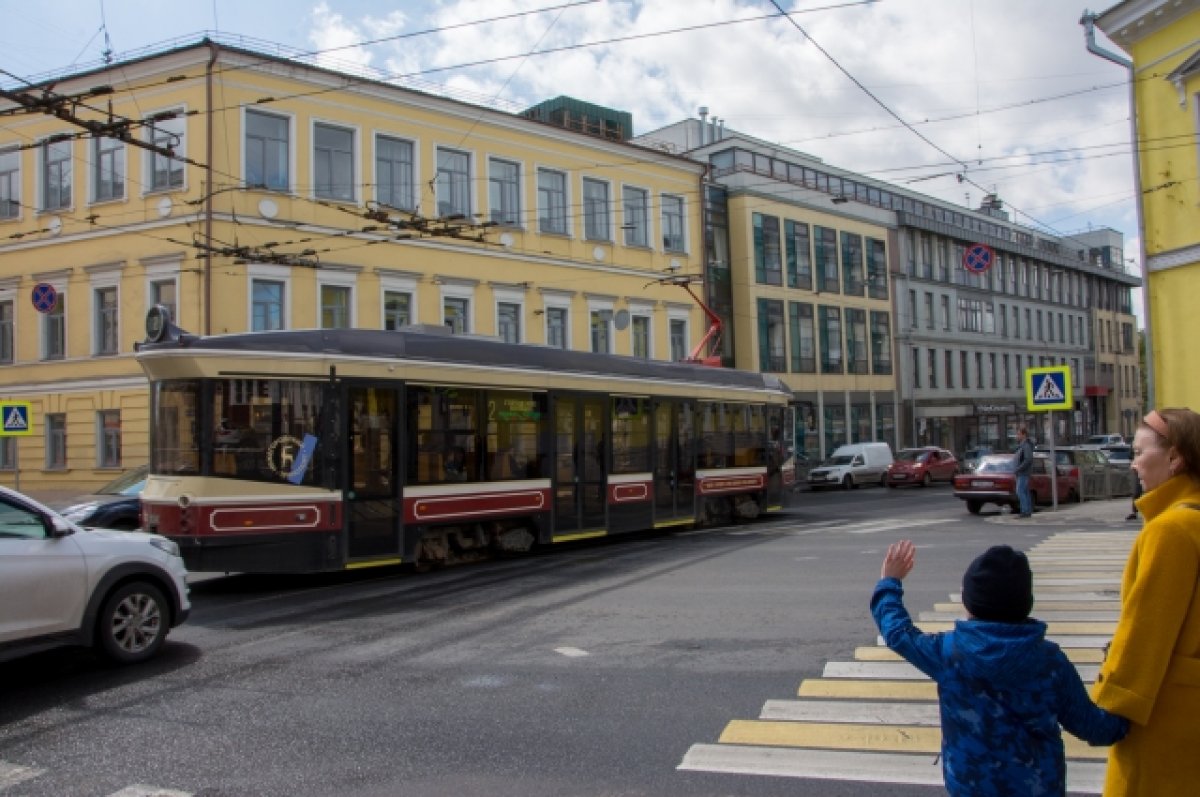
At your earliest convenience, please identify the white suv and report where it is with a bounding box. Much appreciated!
[0,485,190,664]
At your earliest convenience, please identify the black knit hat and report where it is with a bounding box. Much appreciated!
[962,545,1034,622]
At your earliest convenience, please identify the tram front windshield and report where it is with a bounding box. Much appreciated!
[151,378,325,486]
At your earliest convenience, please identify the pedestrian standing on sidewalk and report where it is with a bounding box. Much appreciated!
[1014,427,1034,518]
[1094,408,1200,795]
[871,541,1128,796]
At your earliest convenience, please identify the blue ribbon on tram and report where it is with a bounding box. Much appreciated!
[287,434,318,485]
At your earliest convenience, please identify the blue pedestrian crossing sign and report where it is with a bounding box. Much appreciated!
[1025,366,1072,411]
[0,401,33,436]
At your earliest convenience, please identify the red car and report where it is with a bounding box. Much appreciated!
[885,447,958,487]
[952,453,1075,514]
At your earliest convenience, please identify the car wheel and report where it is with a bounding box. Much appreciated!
[921,472,932,488]
[966,500,982,515]
[96,581,169,665]
[842,475,854,490]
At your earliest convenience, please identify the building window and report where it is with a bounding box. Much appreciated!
[497,301,521,344]
[999,303,1008,337]
[622,186,649,247]
[870,310,892,375]
[814,226,840,293]
[0,438,15,471]
[590,309,612,353]
[537,168,568,234]
[753,213,782,285]
[989,353,998,389]
[0,147,20,218]
[546,306,568,349]
[435,148,471,218]
[940,295,951,331]
[245,110,290,190]
[384,291,411,330]
[582,178,610,241]
[41,139,72,210]
[819,305,843,374]
[488,158,520,225]
[97,409,121,468]
[1003,354,1011,389]
[841,232,865,296]
[93,136,125,201]
[846,308,868,375]
[314,123,354,201]
[961,350,969,388]
[975,352,984,389]
[786,220,812,290]
[0,299,12,364]
[669,317,687,361]
[46,413,66,470]
[94,287,119,355]
[149,279,177,324]
[148,112,185,191]
[945,350,954,389]
[632,315,651,358]
[376,135,415,210]
[866,237,888,299]
[757,299,786,372]
[924,292,935,330]
[789,302,816,373]
[912,347,921,389]
[444,296,470,333]
[320,284,351,329]
[42,292,65,360]
[251,279,285,331]
[928,348,938,388]
[661,194,685,252]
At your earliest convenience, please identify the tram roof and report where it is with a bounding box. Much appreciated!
[139,326,792,398]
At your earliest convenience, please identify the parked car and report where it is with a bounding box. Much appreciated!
[1087,433,1126,447]
[54,464,148,530]
[1042,445,1125,499]
[807,442,894,490]
[885,447,958,487]
[0,485,189,664]
[959,445,996,473]
[952,453,1072,514]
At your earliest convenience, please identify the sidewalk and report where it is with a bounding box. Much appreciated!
[990,496,1140,526]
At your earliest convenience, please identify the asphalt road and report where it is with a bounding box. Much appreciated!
[0,484,1133,796]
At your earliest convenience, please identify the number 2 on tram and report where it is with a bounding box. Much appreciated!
[137,321,795,573]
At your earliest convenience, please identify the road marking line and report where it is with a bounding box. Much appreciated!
[920,610,1118,622]
[879,633,1114,648]
[935,601,1120,611]
[914,621,1115,634]
[107,787,193,797]
[852,645,1104,663]
[554,646,589,658]
[676,744,1107,793]
[822,660,1099,682]
[0,762,43,789]
[762,699,940,725]
[799,679,938,700]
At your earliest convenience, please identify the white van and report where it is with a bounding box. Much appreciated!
[807,442,895,489]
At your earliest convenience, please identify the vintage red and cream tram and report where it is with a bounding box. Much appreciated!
[137,319,795,573]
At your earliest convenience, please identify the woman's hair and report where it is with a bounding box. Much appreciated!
[1143,408,1200,479]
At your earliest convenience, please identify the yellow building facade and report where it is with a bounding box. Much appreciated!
[1097,0,1200,407]
[0,41,707,496]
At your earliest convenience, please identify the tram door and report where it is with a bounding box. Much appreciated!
[653,399,696,523]
[552,394,607,536]
[345,386,402,561]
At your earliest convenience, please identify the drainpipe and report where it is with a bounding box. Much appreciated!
[204,39,219,336]
[1081,11,1154,411]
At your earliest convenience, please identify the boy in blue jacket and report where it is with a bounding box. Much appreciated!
[870,541,1128,796]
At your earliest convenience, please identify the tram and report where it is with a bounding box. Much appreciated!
[136,312,795,573]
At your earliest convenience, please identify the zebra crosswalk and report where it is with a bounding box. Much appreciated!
[0,761,191,796]
[678,530,1137,794]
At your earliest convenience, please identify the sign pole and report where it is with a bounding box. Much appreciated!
[1048,410,1057,509]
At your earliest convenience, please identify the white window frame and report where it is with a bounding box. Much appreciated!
[541,291,573,350]
[668,307,691,362]
[0,145,21,220]
[582,177,611,242]
[660,193,686,253]
[536,166,570,236]
[493,286,526,344]
[90,268,122,356]
[144,107,187,193]
[621,184,650,248]
[243,108,294,192]
[45,412,67,470]
[587,296,615,354]
[311,119,357,203]
[317,269,358,329]
[440,282,475,333]
[92,135,126,203]
[96,409,122,468]
[487,156,522,227]
[39,136,73,211]
[629,302,654,359]
[434,146,473,219]
[247,263,292,331]
[379,272,419,330]
[143,256,182,329]
[37,275,67,361]
[374,132,418,211]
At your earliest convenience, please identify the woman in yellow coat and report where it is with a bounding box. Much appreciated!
[1094,408,1200,795]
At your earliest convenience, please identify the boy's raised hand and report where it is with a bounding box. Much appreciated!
[881,540,916,581]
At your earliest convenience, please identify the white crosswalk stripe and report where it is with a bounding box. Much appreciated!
[0,761,192,796]
[0,762,43,789]
[728,517,955,536]
[677,529,1131,793]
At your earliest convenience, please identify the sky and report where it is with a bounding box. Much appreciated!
[1,0,1144,318]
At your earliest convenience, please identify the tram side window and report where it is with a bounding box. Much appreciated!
[486,391,547,480]
[151,380,201,474]
[698,401,732,468]
[407,386,479,484]
[733,404,767,468]
[211,379,324,484]
[611,397,650,474]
